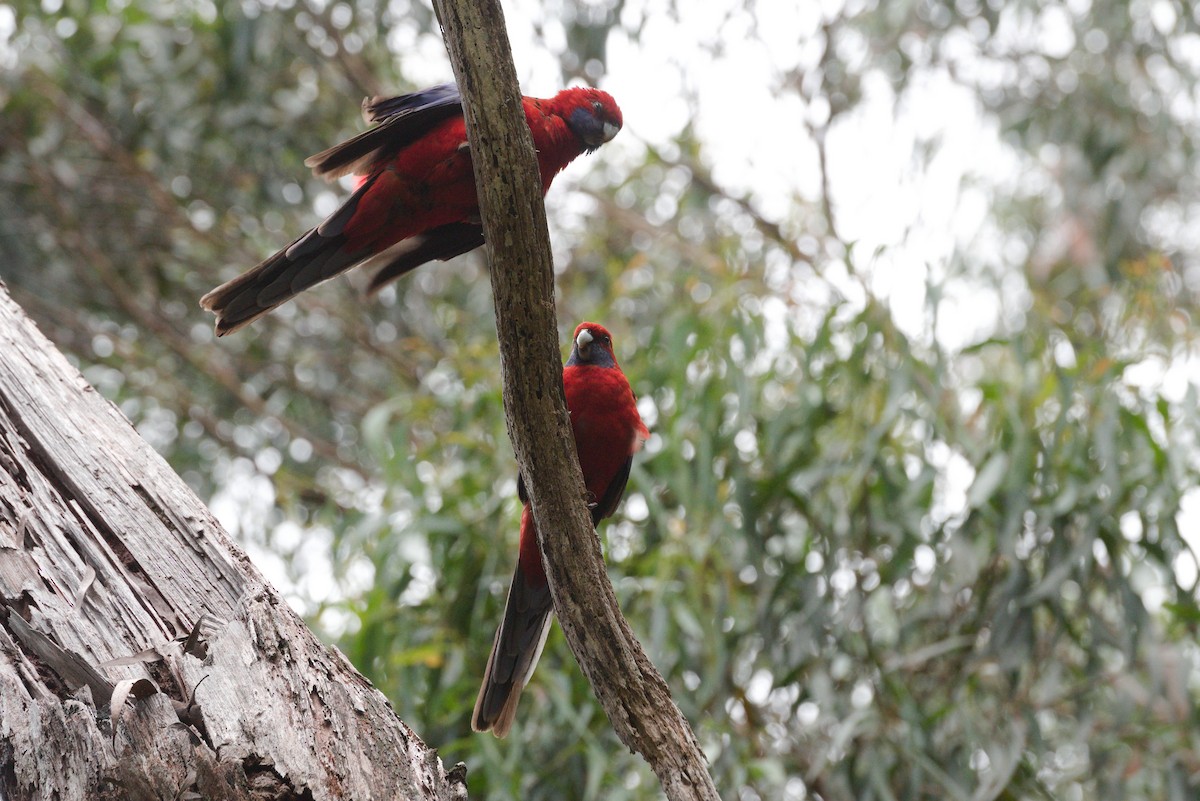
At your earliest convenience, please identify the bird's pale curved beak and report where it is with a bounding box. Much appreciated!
[575,327,594,356]
[601,122,620,142]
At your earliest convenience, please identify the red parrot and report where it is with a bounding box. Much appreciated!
[200,84,622,335]
[472,322,649,737]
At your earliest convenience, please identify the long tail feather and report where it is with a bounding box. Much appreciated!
[201,176,388,335]
[200,231,362,336]
[472,509,553,737]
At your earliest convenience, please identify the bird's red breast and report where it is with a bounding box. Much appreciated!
[474,322,644,737]
[566,366,647,498]
[517,322,647,586]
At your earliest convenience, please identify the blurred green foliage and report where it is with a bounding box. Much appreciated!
[2,1,1199,800]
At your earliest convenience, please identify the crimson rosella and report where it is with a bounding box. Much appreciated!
[472,322,649,737]
[200,84,622,335]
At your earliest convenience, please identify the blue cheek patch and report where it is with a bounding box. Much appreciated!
[568,107,602,141]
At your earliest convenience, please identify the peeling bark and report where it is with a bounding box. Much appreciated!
[429,3,721,799]
[0,283,466,801]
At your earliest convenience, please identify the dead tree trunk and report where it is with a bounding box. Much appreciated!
[0,282,466,801]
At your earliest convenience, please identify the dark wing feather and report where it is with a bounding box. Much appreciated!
[305,84,464,179]
[590,456,633,524]
[361,84,461,122]
[516,454,633,524]
[364,222,485,294]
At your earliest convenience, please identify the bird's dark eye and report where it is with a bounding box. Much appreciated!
[592,100,603,113]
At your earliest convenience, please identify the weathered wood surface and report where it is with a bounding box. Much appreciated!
[0,282,466,801]
[430,1,721,798]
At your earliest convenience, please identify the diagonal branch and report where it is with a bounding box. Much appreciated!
[429,1,720,799]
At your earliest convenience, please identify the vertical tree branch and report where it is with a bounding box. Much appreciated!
[428,2,720,799]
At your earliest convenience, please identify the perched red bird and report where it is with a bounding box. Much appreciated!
[472,322,649,737]
[200,84,622,335]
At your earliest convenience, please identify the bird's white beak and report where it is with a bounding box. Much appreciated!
[601,122,620,142]
[575,328,594,354]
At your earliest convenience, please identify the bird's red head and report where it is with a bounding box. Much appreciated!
[556,88,623,152]
[567,322,619,368]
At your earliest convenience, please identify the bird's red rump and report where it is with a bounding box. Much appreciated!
[517,507,547,586]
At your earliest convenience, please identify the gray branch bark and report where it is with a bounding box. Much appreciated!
[0,282,466,801]
[428,2,721,799]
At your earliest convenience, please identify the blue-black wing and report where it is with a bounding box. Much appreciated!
[363,222,485,294]
[515,455,632,527]
[304,83,464,179]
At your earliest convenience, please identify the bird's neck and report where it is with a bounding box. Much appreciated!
[526,103,585,185]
